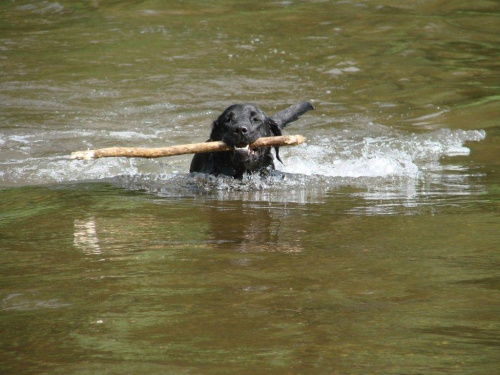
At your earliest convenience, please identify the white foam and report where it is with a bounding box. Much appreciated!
[280,128,485,179]
[0,123,486,187]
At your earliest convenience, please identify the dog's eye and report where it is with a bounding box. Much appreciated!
[251,116,261,124]
[225,114,234,125]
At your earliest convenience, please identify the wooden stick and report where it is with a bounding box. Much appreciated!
[71,135,305,160]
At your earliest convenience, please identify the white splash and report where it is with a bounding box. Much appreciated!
[0,119,486,187]
[280,127,485,179]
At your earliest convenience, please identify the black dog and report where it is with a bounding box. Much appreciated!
[190,101,314,178]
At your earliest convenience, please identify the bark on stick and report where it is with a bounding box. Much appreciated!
[71,135,305,160]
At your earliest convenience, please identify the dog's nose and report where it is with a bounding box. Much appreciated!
[235,125,248,135]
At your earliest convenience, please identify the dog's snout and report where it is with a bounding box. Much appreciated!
[234,125,248,135]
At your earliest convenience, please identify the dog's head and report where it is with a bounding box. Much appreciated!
[190,101,314,177]
[209,104,282,173]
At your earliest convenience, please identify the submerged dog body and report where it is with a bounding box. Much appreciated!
[190,101,314,178]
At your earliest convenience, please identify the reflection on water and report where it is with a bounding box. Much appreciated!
[1,0,499,374]
[74,217,101,255]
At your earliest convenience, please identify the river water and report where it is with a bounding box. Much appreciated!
[1,1,499,374]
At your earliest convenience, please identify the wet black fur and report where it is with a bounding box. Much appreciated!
[189,101,314,178]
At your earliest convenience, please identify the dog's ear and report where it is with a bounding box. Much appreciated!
[209,119,225,141]
[270,101,314,129]
[268,118,282,137]
[267,118,284,164]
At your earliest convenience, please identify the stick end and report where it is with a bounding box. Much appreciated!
[284,135,306,145]
[295,135,306,144]
[71,150,95,160]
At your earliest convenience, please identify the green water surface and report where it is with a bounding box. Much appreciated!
[1,1,499,374]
